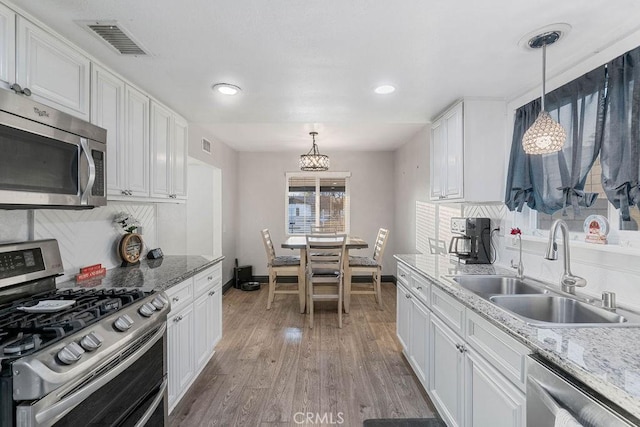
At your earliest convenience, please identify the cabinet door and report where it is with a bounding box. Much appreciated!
[409,299,429,386]
[396,283,411,351]
[168,304,195,410]
[443,102,464,200]
[211,285,222,349]
[430,120,445,200]
[0,3,15,89]
[150,101,172,198]
[193,291,211,370]
[465,348,526,427]
[429,316,464,427]
[124,85,150,197]
[91,65,125,196]
[172,116,188,199]
[16,17,90,120]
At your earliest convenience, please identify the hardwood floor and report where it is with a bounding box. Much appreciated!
[169,282,437,426]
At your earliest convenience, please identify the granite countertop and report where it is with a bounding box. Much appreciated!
[395,253,640,421]
[57,255,225,292]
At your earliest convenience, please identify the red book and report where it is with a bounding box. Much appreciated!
[76,267,107,282]
[80,264,103,274]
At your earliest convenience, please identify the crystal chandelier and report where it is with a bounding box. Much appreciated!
[299,131,329,171]
[522,31,567,155]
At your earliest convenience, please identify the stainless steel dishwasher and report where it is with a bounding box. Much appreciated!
[527,354,640,426]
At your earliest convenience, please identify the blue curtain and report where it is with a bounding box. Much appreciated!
[505,66,607,215]
[601,47,640,221]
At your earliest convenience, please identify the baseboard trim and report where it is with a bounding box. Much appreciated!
[250,275,397,284]
[223,279,234,294]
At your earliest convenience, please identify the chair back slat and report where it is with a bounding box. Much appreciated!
[372,228,389,264]
[261,228,277,262]
[310,225,337,234]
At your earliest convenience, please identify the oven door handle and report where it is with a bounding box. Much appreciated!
[32,323,166,427]
[79,137,95,206]
[134,377,167,427]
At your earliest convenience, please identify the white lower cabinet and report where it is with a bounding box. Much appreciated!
[409,298,429,385]
[165,264,223,413]
[396,261,529,427]
[429,315,464,427]
[167,303,194,407]
[396,282,411,351]
[465,348,525,427]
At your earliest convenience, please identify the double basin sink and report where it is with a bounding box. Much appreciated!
[451,275,639,327]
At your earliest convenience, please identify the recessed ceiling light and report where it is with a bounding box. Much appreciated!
[374,85,395,95]
[212,83,242,95]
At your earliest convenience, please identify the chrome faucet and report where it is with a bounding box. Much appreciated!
[544,219,587,294]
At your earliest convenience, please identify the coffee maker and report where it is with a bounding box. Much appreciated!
[449,217,492,264]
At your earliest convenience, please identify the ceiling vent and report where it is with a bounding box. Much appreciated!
[78,20,149,56]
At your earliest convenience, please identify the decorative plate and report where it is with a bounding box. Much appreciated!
[583,215,609,236]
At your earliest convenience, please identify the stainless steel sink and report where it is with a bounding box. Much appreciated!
[489,295,628,326]
[452,275,547,296]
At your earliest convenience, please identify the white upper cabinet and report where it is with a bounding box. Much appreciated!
[430,99,506,202]
[0,3,15,90]
[91,65,150,199]
[16,17,90,120]
[150,101,188,200]
[124,85,150,197]
[91,65,125,196]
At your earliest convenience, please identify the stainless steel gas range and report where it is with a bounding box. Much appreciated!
[0,239,170,427]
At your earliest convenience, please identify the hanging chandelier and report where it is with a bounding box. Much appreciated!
[299,131,329,171]
[522,30,567,155]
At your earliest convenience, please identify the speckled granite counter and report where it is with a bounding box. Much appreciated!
[57,256,225,291]
[395,253,640,421]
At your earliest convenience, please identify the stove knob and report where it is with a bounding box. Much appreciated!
[151,294,168,310]
[80,332,104,351]
[138,303,156,317]
[57,342,85,365]
[114,314,134,332]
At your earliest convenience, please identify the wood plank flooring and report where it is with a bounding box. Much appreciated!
[169,282,437,426]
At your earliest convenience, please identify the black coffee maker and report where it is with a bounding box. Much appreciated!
[449,217,492,264]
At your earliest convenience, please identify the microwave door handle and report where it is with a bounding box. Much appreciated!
[79,138,95,205]
[448,237,456,253]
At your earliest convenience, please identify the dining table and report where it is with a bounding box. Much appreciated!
[281,235,368,313]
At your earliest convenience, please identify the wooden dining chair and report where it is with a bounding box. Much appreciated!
[261,229,304,312]
[344,228,389,312]
[305,234,347,328]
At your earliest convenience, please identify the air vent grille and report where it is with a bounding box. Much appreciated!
[80,21,148,56]
[202,138,212,154]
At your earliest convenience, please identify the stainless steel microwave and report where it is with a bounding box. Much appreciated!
[0,90,106,209]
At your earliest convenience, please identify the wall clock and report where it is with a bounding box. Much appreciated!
[118,233,143,265]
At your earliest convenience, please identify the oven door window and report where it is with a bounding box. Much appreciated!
[55,339,164,427]
[0,124,78,195]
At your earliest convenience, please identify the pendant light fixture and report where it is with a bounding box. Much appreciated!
[299,131,329,171]
[522,31,567,155]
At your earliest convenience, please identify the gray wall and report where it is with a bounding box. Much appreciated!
[393,126,430,254]
[187,123,238,286]
[237,150,396,277]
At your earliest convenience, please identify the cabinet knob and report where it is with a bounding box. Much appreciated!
[208,290,216,296]
[172,297,180,302]
[405,294,411,299]
[416,286,422,290]
[10,83,31,96]
[400,273,406,278]
[207,276,213,281]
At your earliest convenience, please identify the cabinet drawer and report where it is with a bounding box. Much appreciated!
[397,263,410,287]
[194,264,222,297]
[431,286,465,336]
[465,310,530,391]
[166,279,193,314]
[411,272,430,307]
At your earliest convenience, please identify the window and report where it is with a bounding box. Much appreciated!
[286,172,350,234]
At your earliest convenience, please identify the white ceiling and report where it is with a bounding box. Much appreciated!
[13,0,640,151]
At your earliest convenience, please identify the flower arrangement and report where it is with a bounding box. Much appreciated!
[113,212,141,234]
